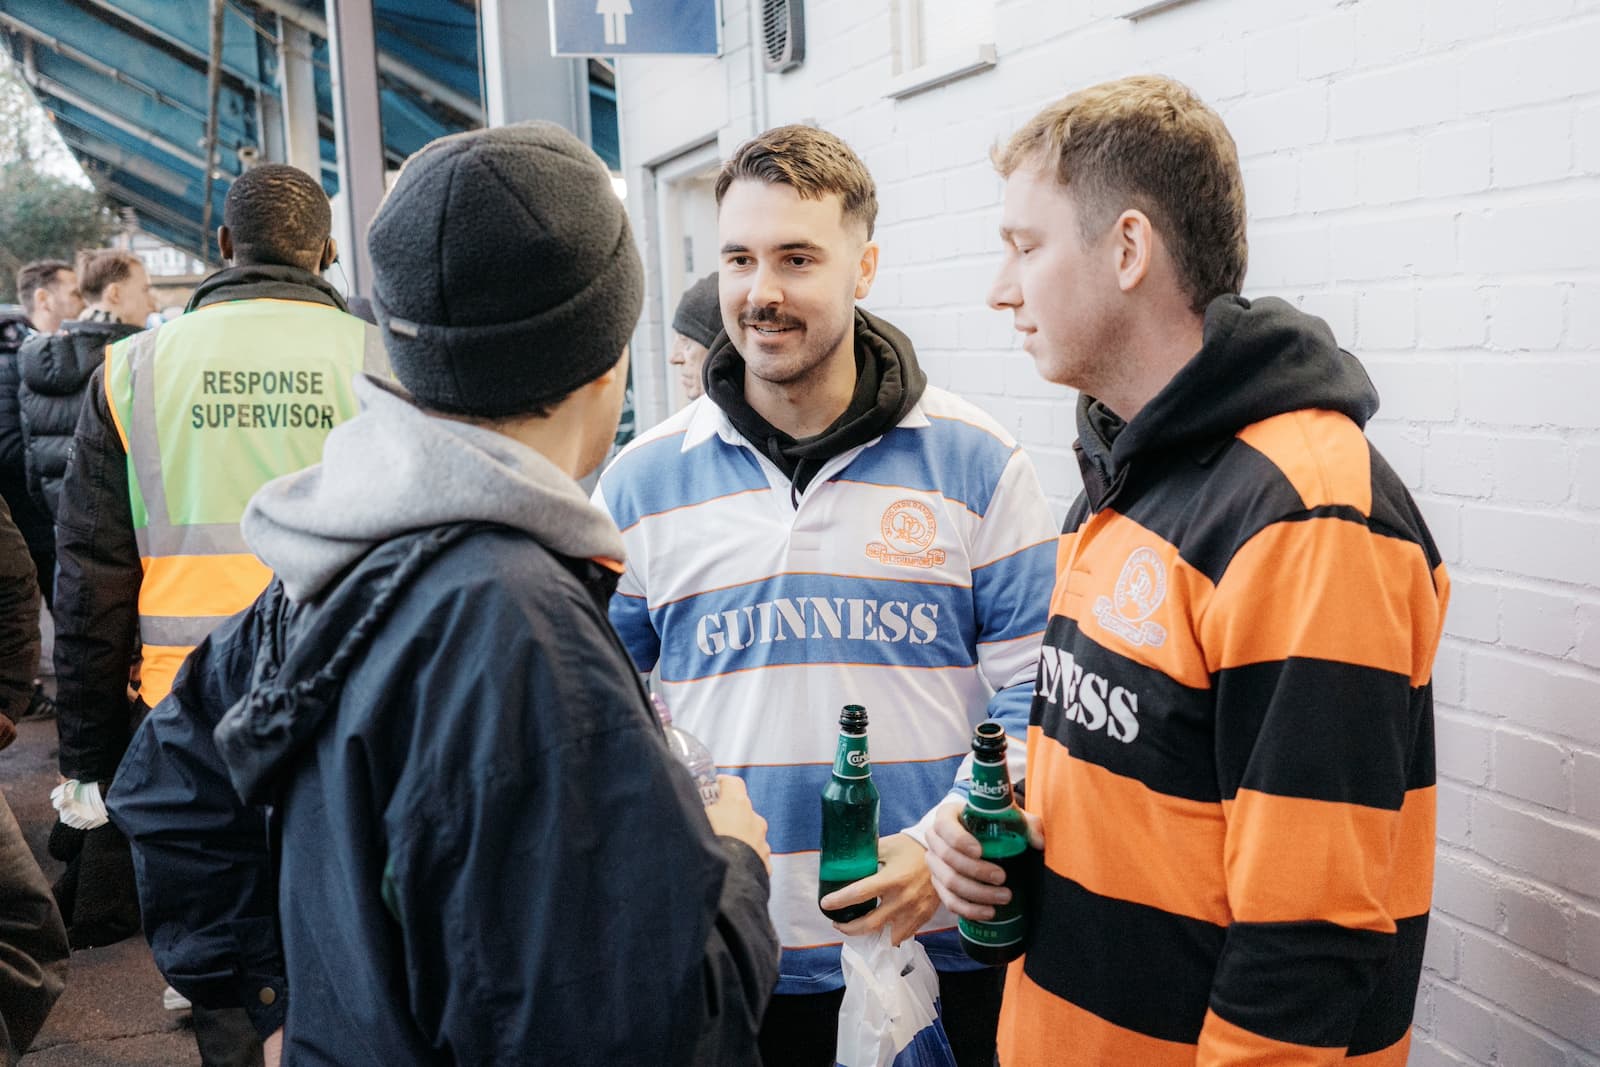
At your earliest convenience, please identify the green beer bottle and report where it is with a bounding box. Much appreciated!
[819,704,880,922]
[958,721,1031,965]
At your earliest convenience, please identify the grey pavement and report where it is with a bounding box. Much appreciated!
[1,716,201,1066]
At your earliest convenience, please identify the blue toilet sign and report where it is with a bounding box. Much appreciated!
[549,0,720,56]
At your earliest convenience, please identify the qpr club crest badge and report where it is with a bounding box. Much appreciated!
[1093,546,1168,648]
[866,499,948,569]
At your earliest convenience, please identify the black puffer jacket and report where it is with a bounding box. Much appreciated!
[0,324,53,555]
[16,319,141,521]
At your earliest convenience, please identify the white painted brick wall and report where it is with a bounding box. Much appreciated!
[1420,123,1492,198]
[1419,286,1490,350]
[1494,437,1573,506]
[1491,285,1567,351]
[1493,106,1575,188]
[614,1,1600,1061]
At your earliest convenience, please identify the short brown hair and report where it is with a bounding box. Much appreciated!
[715,125,878,239]
[15,260,72,315]
[995,75,1247,313]
[75,249,142,303]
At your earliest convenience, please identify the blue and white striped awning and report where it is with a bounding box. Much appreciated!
[0,1,609,262]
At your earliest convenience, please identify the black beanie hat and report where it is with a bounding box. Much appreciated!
[671,272,722,349]
[367,122,644,418]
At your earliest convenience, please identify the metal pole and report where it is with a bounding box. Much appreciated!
[248,0,483,124]
[746,0,769,135]
[200,0,225,264]
[277,17,322,176]
[325,0,385,295]
[479,0,508,125]
[478,0,584,130]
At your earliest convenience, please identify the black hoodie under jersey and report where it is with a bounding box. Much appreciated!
[1073,293,1381,509]
[701,307,928,494]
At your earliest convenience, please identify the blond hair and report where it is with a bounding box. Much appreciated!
[996,75,1247,312]
[75,249,142,303]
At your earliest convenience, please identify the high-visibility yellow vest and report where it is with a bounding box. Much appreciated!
[104,298,388,704]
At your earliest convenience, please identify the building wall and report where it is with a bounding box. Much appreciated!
[614,1,1600,1062]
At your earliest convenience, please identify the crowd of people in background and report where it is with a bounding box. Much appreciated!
[0,260,72,1063]
[0,73,1447,1067]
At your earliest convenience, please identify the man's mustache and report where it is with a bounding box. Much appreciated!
[741,308,803,329]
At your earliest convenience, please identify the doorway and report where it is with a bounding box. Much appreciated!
[641,138,723,426]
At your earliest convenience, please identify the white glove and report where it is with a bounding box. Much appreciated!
[51,779,110,830]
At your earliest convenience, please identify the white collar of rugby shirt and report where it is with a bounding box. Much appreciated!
[681,391,932,454]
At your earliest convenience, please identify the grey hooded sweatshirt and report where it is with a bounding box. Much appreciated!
[242,375,626,601]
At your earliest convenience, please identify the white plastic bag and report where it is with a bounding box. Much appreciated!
[835,930,958,1067]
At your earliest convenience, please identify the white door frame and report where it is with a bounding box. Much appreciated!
[638,136,724,428]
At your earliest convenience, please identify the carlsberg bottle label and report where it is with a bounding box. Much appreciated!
[958,721,1031,964]
[834,735,871,780]
[969,777,1011,809]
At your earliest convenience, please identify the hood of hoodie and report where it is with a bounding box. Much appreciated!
[17,318,141,396]
[242,374,624,603]
[186,263,348,314]
[1074,295,1380,500]
[214,522,489,804]
[218,374,627,803]
[702,307,928,492]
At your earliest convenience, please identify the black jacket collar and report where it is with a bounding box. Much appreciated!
[1075,294,1380,510]
[186,264,347,314]
[701,307,928,494]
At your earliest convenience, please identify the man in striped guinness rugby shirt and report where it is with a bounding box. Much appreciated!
[597,125,1057,1067]
[926,75,1449,1066]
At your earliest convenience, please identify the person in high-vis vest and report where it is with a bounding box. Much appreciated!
[49,163,386,1067]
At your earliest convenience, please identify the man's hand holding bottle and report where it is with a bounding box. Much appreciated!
[820,832,940,945]
[925,802,1044,922]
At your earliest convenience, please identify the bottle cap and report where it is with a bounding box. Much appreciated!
[838,704,868,732]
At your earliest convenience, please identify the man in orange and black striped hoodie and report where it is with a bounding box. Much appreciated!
[925,75,1449,1066]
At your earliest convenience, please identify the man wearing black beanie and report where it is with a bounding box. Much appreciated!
[108,122,779,1066]
[669,272,720,402]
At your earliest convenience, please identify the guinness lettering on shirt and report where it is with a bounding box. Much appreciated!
[1035,645,1140,743]
[695,597,941,656]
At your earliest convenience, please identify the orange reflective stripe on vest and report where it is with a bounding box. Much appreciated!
[136,553,275,704]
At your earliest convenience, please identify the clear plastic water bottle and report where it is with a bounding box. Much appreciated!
[651,694,721,806]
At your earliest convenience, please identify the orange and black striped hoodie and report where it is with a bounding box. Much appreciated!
[1000,295,1449,1067]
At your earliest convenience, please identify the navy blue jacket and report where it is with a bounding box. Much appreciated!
[109,523,778,1065]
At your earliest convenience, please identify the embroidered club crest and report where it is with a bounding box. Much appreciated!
[1093,546,1168,648]
[866,499,947,569]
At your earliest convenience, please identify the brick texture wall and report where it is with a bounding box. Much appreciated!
[616,1,1600,1061]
